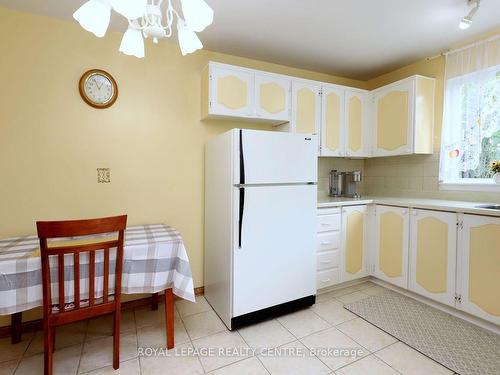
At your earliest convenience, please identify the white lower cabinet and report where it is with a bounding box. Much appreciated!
[341,205,368,282]
[316,203,498,326]
[458,215,500,325]
[316,208,341,289]
[373,205,409,289]
[408,209,457,307]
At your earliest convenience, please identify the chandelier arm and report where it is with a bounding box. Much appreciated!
[157,0,179,36]
[127,17,147,31]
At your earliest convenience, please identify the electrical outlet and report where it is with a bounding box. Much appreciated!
[97,168,110,183]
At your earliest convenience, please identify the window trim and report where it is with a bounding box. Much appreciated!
[439,178,500,192]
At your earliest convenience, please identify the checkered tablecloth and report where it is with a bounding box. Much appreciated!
[0,224,195,315]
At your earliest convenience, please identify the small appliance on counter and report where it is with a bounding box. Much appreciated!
[329,170,362,198]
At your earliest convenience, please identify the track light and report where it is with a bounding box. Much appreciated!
[459,0,480,30]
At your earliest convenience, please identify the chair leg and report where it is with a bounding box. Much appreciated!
[151,293,159,311]
[113,310,120,370]
[44,323,53,375]
[51,327,56,353]
[11,312,22,344]
[165,288,174,349]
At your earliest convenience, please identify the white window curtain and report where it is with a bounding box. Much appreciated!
[439,35,500,186]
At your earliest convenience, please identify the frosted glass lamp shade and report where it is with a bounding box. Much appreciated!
[73,0,111,38]
[119,27,145,58]
[111,0,146,20]
[180,0,214,32]
[459,17,472,29]
[177,20,203,56]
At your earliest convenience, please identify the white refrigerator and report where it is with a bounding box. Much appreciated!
[204,129,317,329]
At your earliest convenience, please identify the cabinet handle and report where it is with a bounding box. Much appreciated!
[321,278,331,283]
[321,242,332,245]
[402,210,407,215]
[321,223,331,226]
[320,260,331,264]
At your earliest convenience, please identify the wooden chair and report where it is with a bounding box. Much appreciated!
[36,215,127,375]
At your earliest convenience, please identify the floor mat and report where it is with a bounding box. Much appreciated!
[344,290,500,375]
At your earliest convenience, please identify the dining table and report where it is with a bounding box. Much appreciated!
[0,223,195,346]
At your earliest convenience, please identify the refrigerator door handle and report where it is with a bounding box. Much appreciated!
[238,129,245,249]
[239,129,245,185]
[238,187,245,248]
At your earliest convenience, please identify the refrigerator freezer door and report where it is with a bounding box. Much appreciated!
[233,184,317,317]
[235,129,318,185]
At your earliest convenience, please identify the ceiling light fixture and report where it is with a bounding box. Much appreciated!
[459,0,480,30]
[73,0,214,57]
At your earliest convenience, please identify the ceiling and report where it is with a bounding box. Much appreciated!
[1,0,499,80]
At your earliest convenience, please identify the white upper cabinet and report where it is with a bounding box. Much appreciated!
[345,89,370,157]
[254,72,291,122]
[204,63,254,119]
[202,62,290,124]
[291,80,322,135]
[372,76,435,157]
[202,62,435,159]
[320,85,345,157]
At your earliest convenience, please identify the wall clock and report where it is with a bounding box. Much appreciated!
[79,69,118,109]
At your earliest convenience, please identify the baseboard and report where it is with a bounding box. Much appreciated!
[0,286,204,339]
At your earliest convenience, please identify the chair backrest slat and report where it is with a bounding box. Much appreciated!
[89,251,95,307]
[36,215,127,316]
[58,254,65,312]
[103,248,109,304]
[74,253,80,309]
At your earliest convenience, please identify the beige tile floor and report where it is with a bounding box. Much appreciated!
[0,281,456,374]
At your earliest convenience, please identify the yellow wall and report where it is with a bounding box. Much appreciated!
[0,8,367,326]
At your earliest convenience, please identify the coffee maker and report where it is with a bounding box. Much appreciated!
[329,170,362,198]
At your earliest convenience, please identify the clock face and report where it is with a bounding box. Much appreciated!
[84,73,114,105]
[79,69,118,108]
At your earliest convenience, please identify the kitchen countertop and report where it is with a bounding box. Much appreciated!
[317,194,500,217]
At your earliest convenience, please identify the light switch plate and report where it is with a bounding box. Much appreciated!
[97,168,111,183]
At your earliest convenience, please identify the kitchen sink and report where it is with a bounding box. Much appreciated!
[475,204,500,210]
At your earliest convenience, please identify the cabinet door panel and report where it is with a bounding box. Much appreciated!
[345,90,369,157]
[211,65,253,117]
[342,205,368,281]
[373,80,414,156]
[460,215,500,325]
[374,205,409,289]
[409,209,456,306]
[320,86,344,156]
[292,81,321,135]
[255,73,290,121]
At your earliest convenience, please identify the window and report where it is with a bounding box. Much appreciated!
[439,37,500,191]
